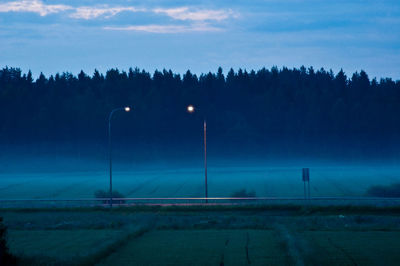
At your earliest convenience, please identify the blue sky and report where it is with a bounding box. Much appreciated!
[0,0,399,79]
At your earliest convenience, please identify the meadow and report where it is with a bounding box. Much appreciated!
[2,159,400,264]
[2,205,400,265]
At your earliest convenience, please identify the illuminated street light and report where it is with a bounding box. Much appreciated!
[186,105,208,203]
[108,106,131,207]
[187,105,195,113]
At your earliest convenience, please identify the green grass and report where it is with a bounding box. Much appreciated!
[96,229,400,265]
[3,203,400,215]
[299,231,400,265]
[98,230,287,266]
[7,229,126,264]
[8,228,400,265]
[3,207,400,265]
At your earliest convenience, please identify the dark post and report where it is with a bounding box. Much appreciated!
[204,119,208,203]
[108,107,130,208]
[108,111,113,208]
[302,168,310,200]
[186,105,208,203]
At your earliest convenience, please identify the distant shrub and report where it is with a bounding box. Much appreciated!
[94,190,126,204]
[0,217,17,265]
[366,183,400,198]
[231,189,256,198]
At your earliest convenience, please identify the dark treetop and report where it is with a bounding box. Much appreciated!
[1,66,399,159]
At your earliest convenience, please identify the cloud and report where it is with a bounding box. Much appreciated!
[153,7,237,21]
[103,23,222,33]
[0,1,144,19]
[101,6,234,34]
[0,1,239,23]
[69,6,146,20]
[0,0,71,16]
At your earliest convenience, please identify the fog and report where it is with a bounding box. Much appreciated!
[1,149,400,200]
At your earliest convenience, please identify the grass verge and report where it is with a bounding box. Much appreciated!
[2,204,400,215]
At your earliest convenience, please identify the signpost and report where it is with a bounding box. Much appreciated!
[302,168,310,200]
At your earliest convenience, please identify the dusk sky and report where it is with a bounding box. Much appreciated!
[0,0,399,79]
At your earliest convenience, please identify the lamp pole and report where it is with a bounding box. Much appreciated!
[187,105,208,203]
[108,106,130,208]
[204,119,207,203]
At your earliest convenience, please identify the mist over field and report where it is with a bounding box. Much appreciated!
[1,145,400,200]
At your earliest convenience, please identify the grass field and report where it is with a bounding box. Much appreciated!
[299,231,400,265]
[2,206,400,265]
[7,230,125,263]
[98,230,400,266]
[1,165,400,199]
[2,160,400,264]
[98,230,287,266]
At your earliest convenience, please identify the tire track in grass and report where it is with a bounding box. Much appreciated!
[325,176,354,196]
[288,231,356,265]
[49,179,90,198]
[275,225,304,266]
[171,181,187,196]
[0,176,47,195]
[80,226,152,266]
[327,237,358,266]
[307,233,339,265]
[219,237,230,266]
[245,232,251,265]
[125,177,160,197]
[148,185,160,195]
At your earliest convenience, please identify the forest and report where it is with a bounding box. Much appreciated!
[1,66,400,159]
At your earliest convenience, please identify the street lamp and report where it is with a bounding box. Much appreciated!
[187,105,194,113]
[108,106,131,207]
[187,105,208,203]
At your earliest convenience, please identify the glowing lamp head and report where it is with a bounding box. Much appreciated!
[124,107,130,112]
[187,105,195,113]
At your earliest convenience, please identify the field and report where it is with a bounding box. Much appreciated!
[1,163,400,200]
[97,230,287,265]
[2,206,400,265]
[2,160,400,264]
[99,230,400,266]
[8,230,125,262]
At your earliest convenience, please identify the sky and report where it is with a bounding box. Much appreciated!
[0,0,399,79]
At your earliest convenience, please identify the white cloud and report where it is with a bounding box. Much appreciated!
[153,7,237,21]
[0,1,240,27]
[103,23,222,33]
[69,6,146,20]
[0,0,71,16]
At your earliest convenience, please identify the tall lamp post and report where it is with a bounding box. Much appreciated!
[187,105,208,203]
[108,106,130,207]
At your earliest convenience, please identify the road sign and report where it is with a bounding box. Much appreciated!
[302,168,310,182]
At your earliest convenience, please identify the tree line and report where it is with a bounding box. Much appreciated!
[1,66,399,157]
